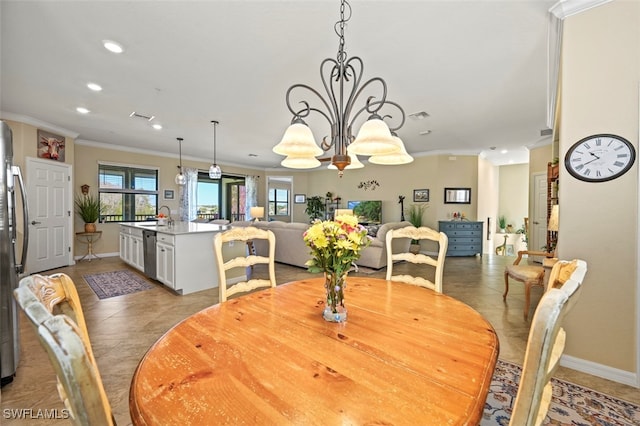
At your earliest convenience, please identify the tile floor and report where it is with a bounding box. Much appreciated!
[1,254,638,425]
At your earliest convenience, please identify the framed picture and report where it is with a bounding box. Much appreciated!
[294,194,306,204]
[444,187,471,204]
[37,129,65,161]
[163,189,174,200]
[413,189,429,202]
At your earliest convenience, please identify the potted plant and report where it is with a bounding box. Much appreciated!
[498,215,507,233]
[407,204,428,253]
[75,192,102,233]
[305,196,325,223]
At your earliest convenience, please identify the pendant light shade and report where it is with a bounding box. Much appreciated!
[175,137,186,186]
[209,120,222,179]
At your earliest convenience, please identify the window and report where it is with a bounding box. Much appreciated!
[268,188,289,216]
[98,163,158,222]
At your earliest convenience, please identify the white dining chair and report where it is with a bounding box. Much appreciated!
[385,225,448,293]
[213,226,277,302]
[509,259,587,425]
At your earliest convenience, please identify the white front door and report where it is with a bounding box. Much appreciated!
[26,157,72,273]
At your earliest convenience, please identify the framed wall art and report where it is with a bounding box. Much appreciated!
[163,189,174,200]
[294,194,306,204]
[413,189,429,202]
[37,129,65,161]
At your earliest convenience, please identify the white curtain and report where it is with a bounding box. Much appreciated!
[178,167,198,221]
[245,175,258,220]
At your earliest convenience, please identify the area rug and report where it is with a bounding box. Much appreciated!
[482,359,640,425]
[83,270,155,299]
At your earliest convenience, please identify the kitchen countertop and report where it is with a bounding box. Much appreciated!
[120,221,231,235]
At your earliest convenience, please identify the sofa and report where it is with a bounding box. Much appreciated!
[232,220,412,270]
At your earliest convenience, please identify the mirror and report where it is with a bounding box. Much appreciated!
[444,188,471,204]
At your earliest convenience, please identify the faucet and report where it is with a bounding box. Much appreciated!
[158,205,173,226]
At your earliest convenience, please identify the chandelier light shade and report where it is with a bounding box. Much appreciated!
[281,155,322,169]
[175,137,186,186]
[348,115,400,156]
[209,120,222,179]
[273,121,323,157]
[369,135,414,165]
[274,0,406,177]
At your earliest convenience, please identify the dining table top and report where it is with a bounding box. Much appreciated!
[129,277,499,425]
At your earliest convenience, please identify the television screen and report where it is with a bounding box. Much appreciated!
[347,200,382,224]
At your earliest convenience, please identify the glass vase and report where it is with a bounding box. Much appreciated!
[323,271,347,322]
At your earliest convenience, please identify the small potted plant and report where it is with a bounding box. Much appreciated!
[75,192,102,233]
[305,196,325,223]
[408,204,428,253]
[498,215,507,233]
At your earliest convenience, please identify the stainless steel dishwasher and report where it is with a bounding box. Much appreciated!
[142,229,157,280]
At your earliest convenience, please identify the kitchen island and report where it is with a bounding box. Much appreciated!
[119,221,245,295]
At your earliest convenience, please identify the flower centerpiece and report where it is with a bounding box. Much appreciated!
[303,214,370,322]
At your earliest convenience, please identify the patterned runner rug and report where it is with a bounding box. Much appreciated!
[83,270,155,299]
[482,359,640,425]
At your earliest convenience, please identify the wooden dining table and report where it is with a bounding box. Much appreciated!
[129,277,499,425]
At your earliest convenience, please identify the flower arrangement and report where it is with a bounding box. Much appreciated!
[303,215,370,321]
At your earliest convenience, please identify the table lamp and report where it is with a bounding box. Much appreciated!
[250,206,264,222]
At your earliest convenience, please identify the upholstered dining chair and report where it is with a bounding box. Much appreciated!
[504,249,558,320]
[509,259,587,426]
[213,226,276,302]
[14,273,115,425]
[385,225,448,293]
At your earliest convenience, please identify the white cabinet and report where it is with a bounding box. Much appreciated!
[156,233,175,289]
[119,226,144,272]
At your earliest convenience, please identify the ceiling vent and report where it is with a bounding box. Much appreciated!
[129,112,155,121]
[540,128,553,136]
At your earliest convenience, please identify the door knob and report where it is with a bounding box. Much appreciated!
[31,220,41,225]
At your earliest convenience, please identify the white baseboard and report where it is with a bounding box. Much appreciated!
[561,354,639,388]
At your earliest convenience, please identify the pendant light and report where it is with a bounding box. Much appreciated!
[209,120,222,179]
[175,137,186,185]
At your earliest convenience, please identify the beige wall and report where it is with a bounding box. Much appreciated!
[560,1,639,375]
[281,154,480,230]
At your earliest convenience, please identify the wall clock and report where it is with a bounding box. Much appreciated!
[564,134,636,182]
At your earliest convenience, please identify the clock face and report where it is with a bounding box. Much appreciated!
[564,134,636,182]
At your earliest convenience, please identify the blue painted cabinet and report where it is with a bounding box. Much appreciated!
[438,221,483,257]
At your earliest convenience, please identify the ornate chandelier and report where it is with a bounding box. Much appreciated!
[273,0,413,176]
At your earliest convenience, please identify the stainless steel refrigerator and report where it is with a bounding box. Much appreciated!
[0,120,29,386]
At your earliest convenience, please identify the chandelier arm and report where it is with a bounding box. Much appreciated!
[319,58,341,125]
[286,83,335,124]
[348,76,388,117]
[348,99,406,133]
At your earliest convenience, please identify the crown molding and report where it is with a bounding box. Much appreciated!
[0,111,80,139]
[549,0,612,20]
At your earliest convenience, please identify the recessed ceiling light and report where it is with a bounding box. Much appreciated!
[419,130,432,135]
[152,124,162,130]
[76,107,90,114]
[501,149,508,154]
[103,40,124,53]
[87,82,102,91]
